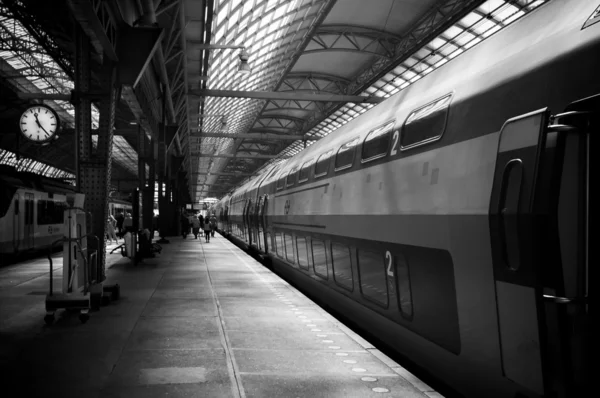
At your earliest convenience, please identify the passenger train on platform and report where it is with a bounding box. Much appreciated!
[211,2,594,397]
[0,166,131,259]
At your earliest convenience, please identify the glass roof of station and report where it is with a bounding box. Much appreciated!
[255,0,548,173]
[198,0,326,162]
[0,148,75,180]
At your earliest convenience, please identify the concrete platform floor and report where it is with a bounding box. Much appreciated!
[0,234,442,398]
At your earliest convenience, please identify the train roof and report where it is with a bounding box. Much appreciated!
[108,197,132,205]
[0,165,77,194]
[228,0,600,199]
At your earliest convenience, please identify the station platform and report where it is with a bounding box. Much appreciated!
[0,234,441,398]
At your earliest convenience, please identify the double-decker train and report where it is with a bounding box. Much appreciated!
[0,166,131,259]
[212,1,594,397]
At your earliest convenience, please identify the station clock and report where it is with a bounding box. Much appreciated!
[19,104,60,144]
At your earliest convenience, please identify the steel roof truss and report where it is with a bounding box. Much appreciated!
[308,24,403,58]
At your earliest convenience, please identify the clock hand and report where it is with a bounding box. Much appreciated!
[34,114,50,136]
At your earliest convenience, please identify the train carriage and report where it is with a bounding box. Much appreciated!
[0,167,132,258]
[220,1,594,397]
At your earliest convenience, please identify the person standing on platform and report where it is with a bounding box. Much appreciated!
[152,213,158,240]
[107,216,118,244]
[181,214,190,239]
[123,213,133,233]
[115,211,124,236]
[203,217,212,243]
[211,215,217,237]
[191,216,201,239]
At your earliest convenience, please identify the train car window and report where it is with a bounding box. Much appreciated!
[331,243,353,291]
[0,187,17,217]
[298,158,315,183]
[296,236,309,270]
[335,138,359,171]
[312,240,328,279]
[401,93,452,150]
[315,150,333,177]
[357,249,389,307]
[362,122,394,162]
[275,233,284,258]
[583,5,600,29]
[38,200,50,225]
[396,252,414,319]
[38,200,64,225]
[284,233,295,263]
[286,166,298,187]
[54,202,65,223]
[276,173,286,190]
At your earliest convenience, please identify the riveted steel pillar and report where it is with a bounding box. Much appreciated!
[75,26,120,280]
[137,125,147,230]
[142,138,155,235]
[157,122,169,239]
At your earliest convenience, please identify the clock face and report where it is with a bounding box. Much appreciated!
[19,105,60,143]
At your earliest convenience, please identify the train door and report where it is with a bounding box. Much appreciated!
[252,198,260,249]
[254,196,262,251]
[247,199,253,246]
[23,192,34,249]
[242,199,251,244]
[260,195,269,253]
[12,193,20,252]
[489,104,590,397]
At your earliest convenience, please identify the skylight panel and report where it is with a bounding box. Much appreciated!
[472,18,498,36]
[448,48,464,59]
[496,3,521,20]
[464,37,482,49]
[438,42,460,57]
[482,24,502,38]
[242,0,253,16]
[503,10,525,25]
[454,31,477,47]
[442,25,464,40]
[460,12,482,27]
[247,21,258,36]
[228,8,240,27]
[428,37,447,50]
[259,15,271,30]
[238,14,250,31]
[479,0,506,13]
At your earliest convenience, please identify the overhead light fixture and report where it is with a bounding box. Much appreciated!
[192,44,250,75]
[238,49,251,74]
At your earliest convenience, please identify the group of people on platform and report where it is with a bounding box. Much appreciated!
[181,213,216,243]
[106,211,134,245]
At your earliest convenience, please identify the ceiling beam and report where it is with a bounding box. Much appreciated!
[195,181,237,186]
[16,92,71,101]
[188,132,319,140]
[193,187,233,192]
[193,171,254,177]
[191,153,285,159]
[188,89,384,103]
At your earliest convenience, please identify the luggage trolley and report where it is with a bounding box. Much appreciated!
[44,205,97,324]
[44,199,120,325]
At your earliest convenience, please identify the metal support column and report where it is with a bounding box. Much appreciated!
[157,122,170,242]
[75,26,120,281]
[137,125,147,230]
[142,142,155,238]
